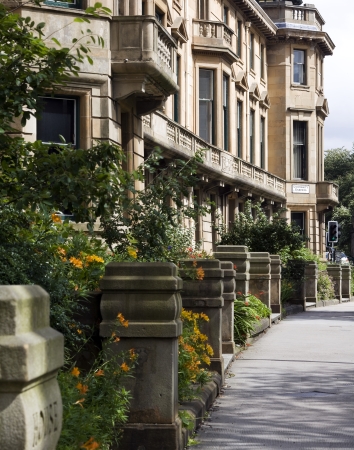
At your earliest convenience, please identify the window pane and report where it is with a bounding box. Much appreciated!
[237,102,242,157]
[294,49,305,84]
[199,70,213,143]
[199,70,213,100]
[293,121,306,179]
[37,98,76,145]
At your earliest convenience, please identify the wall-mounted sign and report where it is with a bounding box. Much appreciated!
[292,184,310,194]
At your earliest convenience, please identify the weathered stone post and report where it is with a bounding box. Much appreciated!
[179,259,224,381]
[327,264,342,302]
[0,285,64,450]
[249,252,271,310]
[100,262,183,450]
[341,265,351,300]
[220,261,236,354]
[214,245,250,295]
[304,262,318,306]
[270,255,282,315]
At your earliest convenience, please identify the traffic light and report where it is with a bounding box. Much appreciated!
[328,221,340,243]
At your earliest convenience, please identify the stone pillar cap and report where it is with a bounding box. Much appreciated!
[215,245,249,253]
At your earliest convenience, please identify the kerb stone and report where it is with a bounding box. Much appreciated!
[0,285,64,450]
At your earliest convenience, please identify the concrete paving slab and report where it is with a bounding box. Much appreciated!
[194,303,354,449]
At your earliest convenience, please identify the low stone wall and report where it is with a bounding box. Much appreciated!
[0,285,64,450]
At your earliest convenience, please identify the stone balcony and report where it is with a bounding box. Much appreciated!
[111,16,178,113]
[192,19,238,64]
[316,181,339,210]
[143,112,286,201]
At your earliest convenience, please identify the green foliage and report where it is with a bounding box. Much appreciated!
[178,309,213,402]
[0,207,109,348]
[317,271,335,301]
[1,139,136,226]
[58,330,137,450]
[217,200,307,257]
[280,279,295,304]
[101,148,208,262]
[178,410,195,431]
[324,147,354,254]
[233,299,258,346]
[233,293,271,346]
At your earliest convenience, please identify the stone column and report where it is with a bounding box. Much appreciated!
[179,259,224,382]
[214,245,250,295]
[341,265,351,300]
[220,261,236,354]
[304,262,318,306]
[100,262,183,450]
[327,264,342,302]
[0,285,64,450]
[270,255,281,315]
[249,252,271,310]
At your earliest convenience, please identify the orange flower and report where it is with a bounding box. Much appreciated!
[71,367,80,377]
[69,257,83,269]
[234,264,237,270]
[94,369,104,377]
[120,362,129,372]
[76,383,89,394]
[77,329,82,335]
[74,398,85,408]
[81,437,100,449]
[51,213,61,223]
[85,255,104,264]
[117,312,129,328]
[196,266,205,281]
[244,301,249,306]
[111,331,120,343]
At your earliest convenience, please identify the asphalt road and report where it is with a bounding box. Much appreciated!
[194,303,354,449]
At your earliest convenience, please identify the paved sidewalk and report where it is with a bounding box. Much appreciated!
[195,303,354,449]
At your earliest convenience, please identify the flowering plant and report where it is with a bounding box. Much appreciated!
[58,313,137,450]
[178,309,213,401]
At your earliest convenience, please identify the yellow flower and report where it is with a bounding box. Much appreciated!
[81,437,100,449]
[202,355,211,365]
[127,247,138,259]
[71,367,80,377]
[77,329,82,335]
[86,255,104,264]
[121,362,129,372]
[69,257,83,269]
[200,312,209,322]
[206,344,214,356]
[51,213,61,223]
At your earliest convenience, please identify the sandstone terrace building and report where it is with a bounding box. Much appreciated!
[16,0,338,254]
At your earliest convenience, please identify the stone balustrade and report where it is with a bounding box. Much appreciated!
[0,285,64,450]
[143,112,286,201]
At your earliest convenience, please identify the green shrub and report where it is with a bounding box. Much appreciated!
[281,279,295,304]
[317,271,335,300]
[217,200,307,256]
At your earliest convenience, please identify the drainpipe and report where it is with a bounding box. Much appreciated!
[245,21,251,162]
